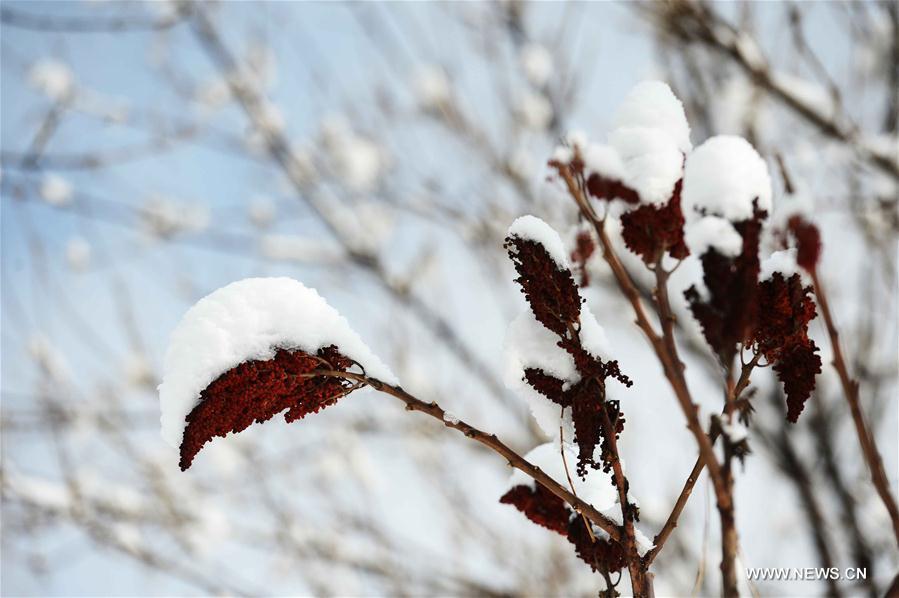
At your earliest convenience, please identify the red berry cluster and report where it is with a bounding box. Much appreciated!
[179,346,354,470]
[500,483,626,573]
[505,234,632,476]
[619,179,689,264]
[550,147,689,264]
[684,205,766,366]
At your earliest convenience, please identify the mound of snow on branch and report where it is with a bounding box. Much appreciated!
[557,81,691,206]
[158,277,396,447]
[612,80,692,154]
[682,135,772,221]
[507,215,571,269]
[760,249,800,280]
[685,215,743,257]
[609,126,683,206]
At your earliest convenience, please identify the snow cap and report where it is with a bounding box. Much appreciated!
[159,277,396,447]
[612,80,692,153]
[760,249,800,281]
[682,135,772,222]
[507,215,571,270]
[685,215,744,258]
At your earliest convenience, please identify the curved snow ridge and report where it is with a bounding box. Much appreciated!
[507,215,571,270]
[760,248,800,281]
[612,80,693,154]
[682,135,772,222]
[158,277,397,447]
[685,215,744,258]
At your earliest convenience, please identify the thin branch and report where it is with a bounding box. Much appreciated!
[306,369,624,543]
[0,7,183,32]
[645,353,759,565]
[640,1,898,181]
[811,269,899,545]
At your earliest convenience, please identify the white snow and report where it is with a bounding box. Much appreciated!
[259,234,343,264]
[551,82,691,205]
[140,195,209,238]
[520,43,553,87]
[248,196,276,228]
[721,418,748,443]
[609,126,683,205]
[612,81,692,153]
[682,135,772,221]
[508,442,618,512]
[287,145,317,185]
[4,469,72,511]
[552,145,574,164]
[255,101,285,134]
[28,334,71,381]
[634,527,654,557]
[123,351,154,387]
[413,65,451,109]
[195,77,231,110]
[565,130,588,153]
[578,303,612,361]
[158,277,397,447]
[582,143,626,182]
[508,148,536,181]
[28,59,74,101]
[39,174,73,206]
[735,32,766,70]
[504,309,578,439]
[442,411,460,425]
[65,237,91,272]
[321,117,387,193]
[759,249,799,281]
[505,310,579,384]
[551,130,589,164]
[507,215,571,270]
[772,72,835,119]
[685,215,744,258]
[516,92,553,131]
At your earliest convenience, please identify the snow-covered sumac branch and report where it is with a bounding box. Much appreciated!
[158,81,899,597]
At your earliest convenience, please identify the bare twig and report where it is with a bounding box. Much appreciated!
[811,269,899,545]
[305,369,624,542]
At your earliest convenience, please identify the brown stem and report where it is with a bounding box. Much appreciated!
[646,354,759,565]
[560,167,737,590]
[811,269,899,545]
[718,495,739,598]
[654,258,739,597]
[559,169,726,498]
[596,389,646,596]
[718,363,740,597]
[309,370,623,542]
[559,423,596,543]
